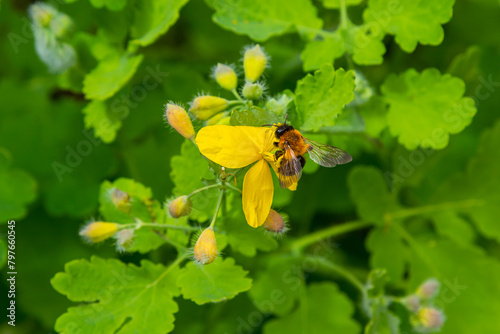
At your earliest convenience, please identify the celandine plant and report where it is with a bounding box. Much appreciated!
[55,44,449,334]
[29,0,499,333]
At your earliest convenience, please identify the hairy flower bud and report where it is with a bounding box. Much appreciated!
[403,294,421,313]
[165,103,195,139]
[194,227,218,265]
[115,228,134,252]
[242,81,265,100]
[263,210,286,234]
[29,3,53,27]
[416,278,440,299]
[243,44,268,83]
[168,196,192,218]
[111,188,131,214]
[213,63,238,91]
[189,96,228,120]
[80,222,119,243]
[415,307,445,331]
[206,111,230,126]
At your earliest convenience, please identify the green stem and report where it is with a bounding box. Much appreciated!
[231,88,245,102]
[153,230,189,250]
[122,222,199,232]
[187,184,221,198]
[227,100,245,108]
[391,223,441,276]
[225,183,242,194]
[310,256,366,294]
[384,199,484,222]
[339,0,349,30]
[151,252,190,286]
[209,189,225,229]
[287,220,372,252]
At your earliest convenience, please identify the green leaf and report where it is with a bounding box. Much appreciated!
[446,46,483,86]
[248,256,303,316]
[344,24,386,66]
[52,256,181,333]
[408,238,500,334]
[430,120,500,242]
[348,166,398,226]
[263,282,360,334]
[170,140,218,222]
[89,0,127,11]
[223,207,278,257]
[206,0,323,41]
[294,64,356,131]
[83,53,143,100]
[82,100,122,143]
[0,149,37,221]
[129,0,190,50]
[265,91,294,117]
[98,178,166,253]
[230,106,281,127]
[177,257,252,305]
[366,268,389,298]
[363,0,455,52]
[382,68,477,150]
[430,211,475,247]
[301,23,385,71]
[366,227,407,282]
[323,0,363,8]
[301,37,343,72]
[365,301,401,334]
[357,96,388,137]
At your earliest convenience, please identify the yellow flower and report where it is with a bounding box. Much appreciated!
[196,125,295,228]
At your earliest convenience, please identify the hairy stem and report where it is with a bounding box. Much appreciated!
[209,189,225,229]
[287,220,372,251]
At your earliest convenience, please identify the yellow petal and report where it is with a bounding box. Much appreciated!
[243,159,273,228]
[196,125,274,168]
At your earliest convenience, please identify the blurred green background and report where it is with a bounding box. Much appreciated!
[1,0,500,333]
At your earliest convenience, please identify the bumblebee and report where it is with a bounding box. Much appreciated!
[271,122,352,189]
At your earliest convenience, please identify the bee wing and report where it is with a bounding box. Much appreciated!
[303,137,352,167]
[278,145,303,189]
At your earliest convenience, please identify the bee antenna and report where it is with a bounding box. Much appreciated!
[261,123,273,127]
[283,114,288,125]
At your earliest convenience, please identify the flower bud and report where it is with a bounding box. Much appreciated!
[115,228,134,252]
[29,3,54,28]
[415,307,445,331]
[165,103,195,140]
[206,111,229,126]
[213,63,238,91]
[242,81,264,100]
[416,278,440,299]
[168,196,192,218]
[189,96,228,121]
[80,222,119,243]
[403,294,421,313]
[194,227,218,265]
[243,44,268,83]
[111,188,131,214]
[263,210,287,234]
